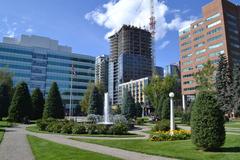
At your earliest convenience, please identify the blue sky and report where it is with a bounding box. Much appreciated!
[0,0,239,67]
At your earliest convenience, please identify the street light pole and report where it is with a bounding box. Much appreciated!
[169,92,175,135]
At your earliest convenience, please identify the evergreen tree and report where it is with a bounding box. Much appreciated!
[43,82,64,119]
[216,55,233,114]
[232,65,240,116]
[88,86,99,114]
[161,96,170,120]
[0,83,11,120]
[122,90,136,119]
[135,102,142,117]
[8,82,32,122]
[31,88,44,119]
[194,60,216,92]
[191,92,225,151]
[80,83,94,114]
[95,83,104,115]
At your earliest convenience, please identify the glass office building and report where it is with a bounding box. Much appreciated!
[0,35,95,113]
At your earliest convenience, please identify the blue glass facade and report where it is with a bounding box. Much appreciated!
[0,42,95,110]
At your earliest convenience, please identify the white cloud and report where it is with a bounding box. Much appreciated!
[159,40,170,49]
[0,16,34,38]
[25,27,33,33]
[85,0,196,40]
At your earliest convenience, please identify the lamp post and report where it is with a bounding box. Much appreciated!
[169,92,175,135]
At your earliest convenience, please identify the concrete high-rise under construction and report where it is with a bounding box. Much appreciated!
[108,25,152,105]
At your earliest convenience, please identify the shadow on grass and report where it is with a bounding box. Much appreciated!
[219,147,240,153]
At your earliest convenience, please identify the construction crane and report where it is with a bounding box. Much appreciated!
[149,0,156,75]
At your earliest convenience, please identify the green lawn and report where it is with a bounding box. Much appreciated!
[0,120,12,143]
[225,120,240,128]
[26,125,143,138]
[27,135,121,160]
[73,135,240,160]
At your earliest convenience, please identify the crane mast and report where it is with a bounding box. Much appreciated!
[149,0,156,75]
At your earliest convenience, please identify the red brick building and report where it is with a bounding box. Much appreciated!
[179,0,240,109]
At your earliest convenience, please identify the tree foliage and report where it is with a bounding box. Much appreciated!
[122,90,136,119]
[0,67,13,91]
[31,88,45,120]
[215,55,233,114]
[161,96,170,120]
[43,82,64,119]
[194,60,215,92]
[232,65,240,116]
[144,75,180,119]
[8,82,32,122]
[0,83,11,120]
[191,92,225,151]
[88,85,104,115]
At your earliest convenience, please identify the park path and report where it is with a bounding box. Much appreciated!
[0,125,34,160]
[24,125,175,160]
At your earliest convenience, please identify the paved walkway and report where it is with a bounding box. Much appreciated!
[0,125,34,160]
[27,129,174,160]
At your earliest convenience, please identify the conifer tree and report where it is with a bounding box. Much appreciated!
[88,86,99,115]
[122,90,136,119]
[216,55,233,114]
[31,88,44,119]
[43,82,64,119]
[8,82,32,122]
[191,92,225,151]
[0,83,11,120]
[232,65,240,116]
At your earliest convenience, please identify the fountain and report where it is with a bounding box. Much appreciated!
[98,92,113,125]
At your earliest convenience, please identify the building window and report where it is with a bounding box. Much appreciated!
[181,41,191,47]
[196,64,204,69]
[207,27,222,35]
[182,67,193,72]
[182,53,192,59]
[196,57,206,62]
[194,35,204,41]
[184,87,195,91]
[181,47,192,52]
[183,81,193,85]
[207,20,221,28]
[209,50,224,57]
[195,49,206,55]
[194,42,205,48]
[183,74,193,78]
[206,13,220,21]
[207,34,223,42]
[180,34,191,41]
[208,42,224,50]
[194,28,204,34]
[182,61,192,65]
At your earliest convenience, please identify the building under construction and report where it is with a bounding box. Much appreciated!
[108,25,152,105]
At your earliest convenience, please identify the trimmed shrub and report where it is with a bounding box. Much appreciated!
[52,122,63,133]
[113,115,128,125]
[191,92,225,151]
[86,124,97,134]
[61,123,73,134]
[152,119,170,132]
[96,124,109,134]
[36,119,48,131]
[110,123,128,135]
[72,124,86,134]
[136,118,144,125]
[46,121,56,132]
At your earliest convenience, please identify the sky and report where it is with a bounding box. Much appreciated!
[0,0,239,67]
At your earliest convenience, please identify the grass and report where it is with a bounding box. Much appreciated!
[0,120,12,143]
[27,135,121,160]
[26,125,143,138]
[73,135,240,160]
[225,119,240,129]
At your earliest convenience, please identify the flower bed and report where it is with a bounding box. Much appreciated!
[150,130,191,141]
